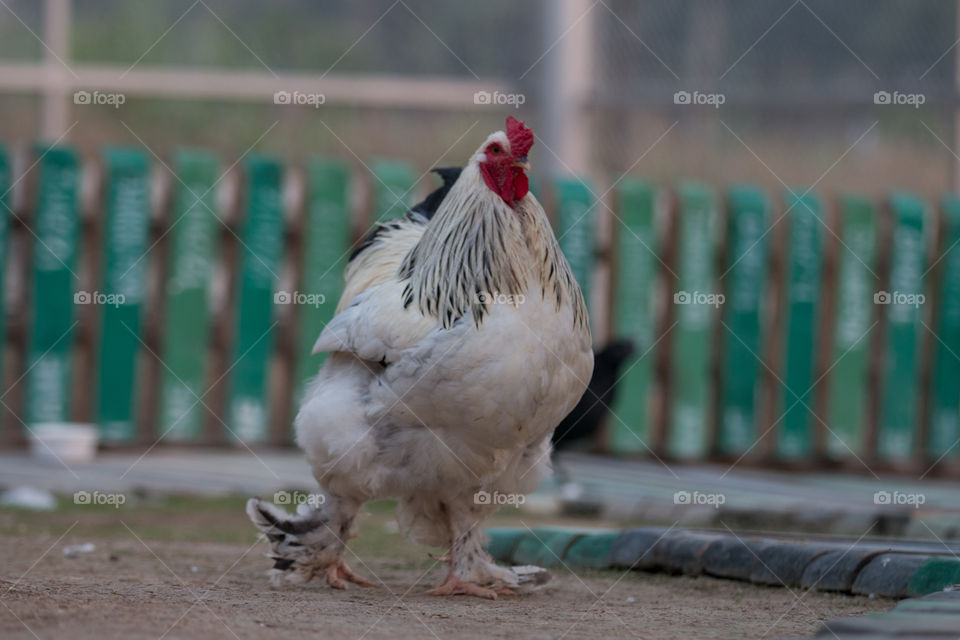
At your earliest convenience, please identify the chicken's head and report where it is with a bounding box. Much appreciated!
[476,116,534,208]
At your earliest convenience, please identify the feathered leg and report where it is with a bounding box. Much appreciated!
[246,495,374,589]
[426,502,523,600]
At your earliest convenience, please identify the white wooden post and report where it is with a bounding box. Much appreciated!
[540,0,606,342]
[40,0,71,140]
[541,0,595,178]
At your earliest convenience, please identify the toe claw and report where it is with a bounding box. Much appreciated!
[327,560,374,589]
[326,564,348,589]
[340,562,376,587]
[427,577,498,600]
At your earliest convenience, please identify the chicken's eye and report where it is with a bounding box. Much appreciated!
[490,144,501,154]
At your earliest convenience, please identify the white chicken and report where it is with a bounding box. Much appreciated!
[247,117,593,599]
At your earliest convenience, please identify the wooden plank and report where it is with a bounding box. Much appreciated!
[608,180,656,454]
[717,185,770,456]
[878,193,927,462]
[228,155,285,443]
[926,195,960,461]
[0,62,515,111]
[293,159,350,403]
[95,148,151,443]
[825,195,878,459]
[667,182,718,459]
[157,150,220,442]
[777,190,824,460]
[554,177,595,321]
[26,145,80,426]
[0,145,9,432]
[371,159,415,221]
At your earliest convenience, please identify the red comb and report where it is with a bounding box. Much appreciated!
[506,116,534,158]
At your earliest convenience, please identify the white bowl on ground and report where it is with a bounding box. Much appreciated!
[28,423,99,463]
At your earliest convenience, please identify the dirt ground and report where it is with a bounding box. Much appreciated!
[0,496,892,640]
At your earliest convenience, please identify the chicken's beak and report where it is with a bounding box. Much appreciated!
[512,157,530,171]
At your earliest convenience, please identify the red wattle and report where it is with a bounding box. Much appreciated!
[481,162,524,207]
[480,163,501,199]
[511,167,529,202]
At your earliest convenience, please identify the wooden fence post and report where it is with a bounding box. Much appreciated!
[825,195,878,459]
[717,185,770,456]
[292,159,350,406]
[26,145,80,426]
[555,177,595,325]
[667,182,717,459]
[95,148,151,443]
[608,180,656,453]
[878,193,927,462]
[228,155,285,443]
[157,150,220,442]
[777,190,824,460]
[926,195,960,461]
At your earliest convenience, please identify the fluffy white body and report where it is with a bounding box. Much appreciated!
[302,282,588,544]
[248,126,592,598]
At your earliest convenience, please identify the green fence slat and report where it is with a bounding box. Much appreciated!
[927,195,960,460]
[825,195,878,459]
[157,150,220,442]
[777,190,824,460]
[293,159,350,401]
[608,180,656,453]
[95,148,151,443]
[0,145,9,432]
[668,182,718,459]
[878,193,927,461]
[878,194,927,460]
[26,146,80,426]
[717,185,770,456]
[371,159,415,221]
[555,177,595,319]
[228,156,285,443]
